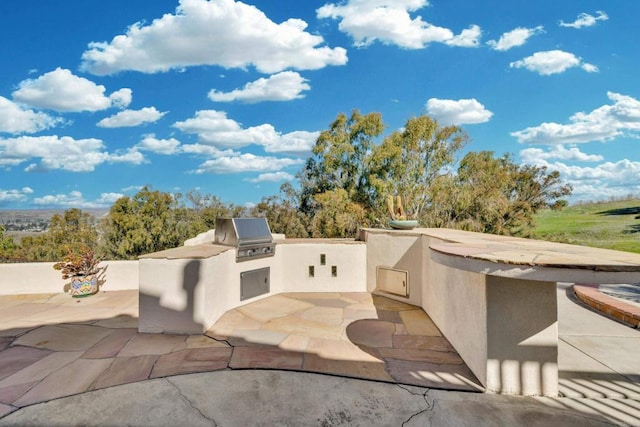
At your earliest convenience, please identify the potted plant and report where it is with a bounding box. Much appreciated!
[387,195,418,230]
[53,245,103,297]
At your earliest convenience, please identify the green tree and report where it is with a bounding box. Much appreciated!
[182,190,244,238]
[0,225,18,261]
[310,189,366,238]
[252,183,309,238]
[19,208,98,261]
[299,110,384,214]
[100,187,187,260]
[424,151,572,236]
[368,115,469,223]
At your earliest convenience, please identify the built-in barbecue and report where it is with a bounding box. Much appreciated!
[214,217,276,262]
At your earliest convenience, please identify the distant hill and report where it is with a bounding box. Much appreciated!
[0,209,109,239]
[532,198,640,254]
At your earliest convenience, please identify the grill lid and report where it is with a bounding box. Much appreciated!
[215,217,273,247]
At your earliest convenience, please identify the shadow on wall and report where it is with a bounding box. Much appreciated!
[139,259,202,334]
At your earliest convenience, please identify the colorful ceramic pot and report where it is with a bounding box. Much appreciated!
[70,275,98,297]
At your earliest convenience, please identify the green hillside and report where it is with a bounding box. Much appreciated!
[532,199,640,253]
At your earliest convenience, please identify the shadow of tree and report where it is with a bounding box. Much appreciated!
[598,206,640,216]
[622,224,640,234]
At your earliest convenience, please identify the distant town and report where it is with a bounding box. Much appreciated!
[0,209,108,237]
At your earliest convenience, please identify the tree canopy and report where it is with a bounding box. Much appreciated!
[0,110,574,262]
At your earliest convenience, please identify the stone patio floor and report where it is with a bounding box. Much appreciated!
[0,290,481,418]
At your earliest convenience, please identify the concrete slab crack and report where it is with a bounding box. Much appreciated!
[398,385,434,426]
[165,378,218,427]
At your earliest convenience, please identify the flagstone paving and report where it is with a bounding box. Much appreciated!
[0,289,482,419]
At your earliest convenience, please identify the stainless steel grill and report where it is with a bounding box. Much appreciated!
[215,217,276,262]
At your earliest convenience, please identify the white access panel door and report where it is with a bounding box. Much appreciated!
[376,266,409,297]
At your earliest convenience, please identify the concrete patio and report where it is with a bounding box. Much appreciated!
[1,284,639,426]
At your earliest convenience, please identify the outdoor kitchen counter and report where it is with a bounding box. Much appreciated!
[138,243,231,259]
[361,227,640,397]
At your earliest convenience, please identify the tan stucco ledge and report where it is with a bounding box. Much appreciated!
[363,227,640,284]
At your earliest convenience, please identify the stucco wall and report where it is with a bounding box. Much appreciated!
[138,241,367,334]
[0,260,138,295]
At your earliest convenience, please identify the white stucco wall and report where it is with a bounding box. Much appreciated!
[138,241,367,334]
[0,260,138,295]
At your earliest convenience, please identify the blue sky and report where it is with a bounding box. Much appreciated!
[1,0,638,209]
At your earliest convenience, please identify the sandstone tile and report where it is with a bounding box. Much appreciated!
[0,338,12,351]
[378,348,464,364]
[28,306,123,325]
[0,325,40,338]
[376,309,402,323]
[346,319,395,348]
[13,358,113,407]
[91,355,157,390]
[303,354,393,382]
[372,295,417,311]
[0,403,14,419]
[306,337,382,363]
[226,329,288,347]
[207,310,261,338]
[92,314,138,329]
[0,351,82,388]
[13,324,112,352]
[340,292,374,304]
[292,297,351,309]
[392,335,455,352]
[262,316,343,340]
[118,333,186,357]
[297,306,344,326]
[229,346,303,370]
[399,310,442,336]
[394,323,409,335]
[0,381,37,405]
[284,292,343,300]
[342,308,378,321]
[384,358,481,391]
[151,347,232,378]
[238,295,314,323]
[185,335,230,349]
[0,346,52,382]
[278,334,310,352]
[82,328,138,359]
[227,329,287,347]
[0,303,59,323]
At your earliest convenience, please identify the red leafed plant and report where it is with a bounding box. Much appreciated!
[53,246,102,279]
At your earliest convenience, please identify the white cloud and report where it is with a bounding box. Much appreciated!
[97,107,167,128]
[487,26,544,51]
[426,98,493,125]
[246,171,295,183]
[519,145,604,163]
[32,190,122,209]
[0,96,63,134]
[519,153,640,203]
[95,192,125,205]
[137,135,181,154]
[317,0,481,49]
[0,135,143,172]
[560,11,608,29]
[12,68,132,112]
[509,50,597,76]
[208,71,310,103]
[81,0,347,75]
[512,92,640,145]
[173,109,317,153]
[109,88,133,108]
[193,153,303,174]
[0,187,33,205]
